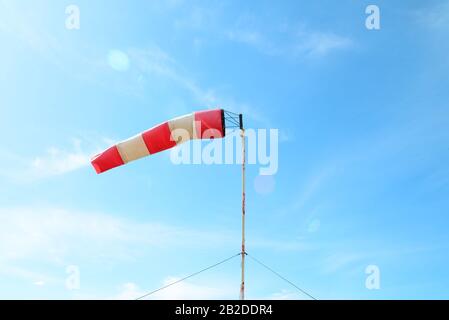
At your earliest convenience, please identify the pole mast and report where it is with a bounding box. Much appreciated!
[239,114,246,300]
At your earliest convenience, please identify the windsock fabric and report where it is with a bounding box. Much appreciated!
[91,109,225,174]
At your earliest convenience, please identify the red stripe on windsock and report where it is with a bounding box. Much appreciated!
[194,109,225,138]
[142,122,177,154]
[91,145,124,174]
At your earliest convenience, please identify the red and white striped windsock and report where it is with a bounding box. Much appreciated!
[91,109,225,174]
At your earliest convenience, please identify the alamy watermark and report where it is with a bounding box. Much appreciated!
[365,5,381,30]
[365,264,381,290]
[169,125,278,176]
[65,5,80,30]
[65,265,80,290]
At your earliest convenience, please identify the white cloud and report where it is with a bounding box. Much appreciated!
[128,46,272,127]
[0,2,144,98]
[322,252,364,274]
[414,2,449,29]
[173,6,216,30]
[0,2,60,58]
[116,281,316,300]
[129,46,219,106]
[226,30,280,56]
[0,264,60,286]
[266,289,305,300]
[114,282,315,300]
[34,280,46,286]
[0,137,113,182]
[0,205,242,293]
[249,238,312,252]
[31,141,90,178]
[0,205,305,264]
[284,166,336,215]
[0,206,238,264]
[115,278,236,300]
[226,23,352,59]
[115,282,145,300]
[296,32,353,57]
[0,1,106,80]
[0,2,272,127]
[0,204,311,293]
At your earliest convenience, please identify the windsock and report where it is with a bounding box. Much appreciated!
[91,109,225,174]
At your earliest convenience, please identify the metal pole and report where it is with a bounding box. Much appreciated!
[239,127,246,300]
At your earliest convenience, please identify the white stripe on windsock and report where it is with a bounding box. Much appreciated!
[116,134,149,164]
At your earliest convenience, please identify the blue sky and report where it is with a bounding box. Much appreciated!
[0,0,449,299]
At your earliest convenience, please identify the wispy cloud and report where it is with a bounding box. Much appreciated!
[0,137,113,182]
[0,206,238,263]
[0,204,313,292]
[115,278,236,300]
[0,205,243,298]
[249,238,312,252]
[276,165,337,221]
[0,2,144,98]
[0,1,61,60]
[129,46,219,106]
[226,30,281,56]
[322,252,365,274]
[114,282,146,300]
[414,1,449,29]
[0,264,61,287]
[128,46,273,127]
[173,6,218,30]
[296,32,353,57]
[116,282,316,300]
[31,140,91,178]
[291,167,336,212]
[265,289,306,300]
[226,23,352,59]
[0,204,309,264]
[0,2,273,127]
